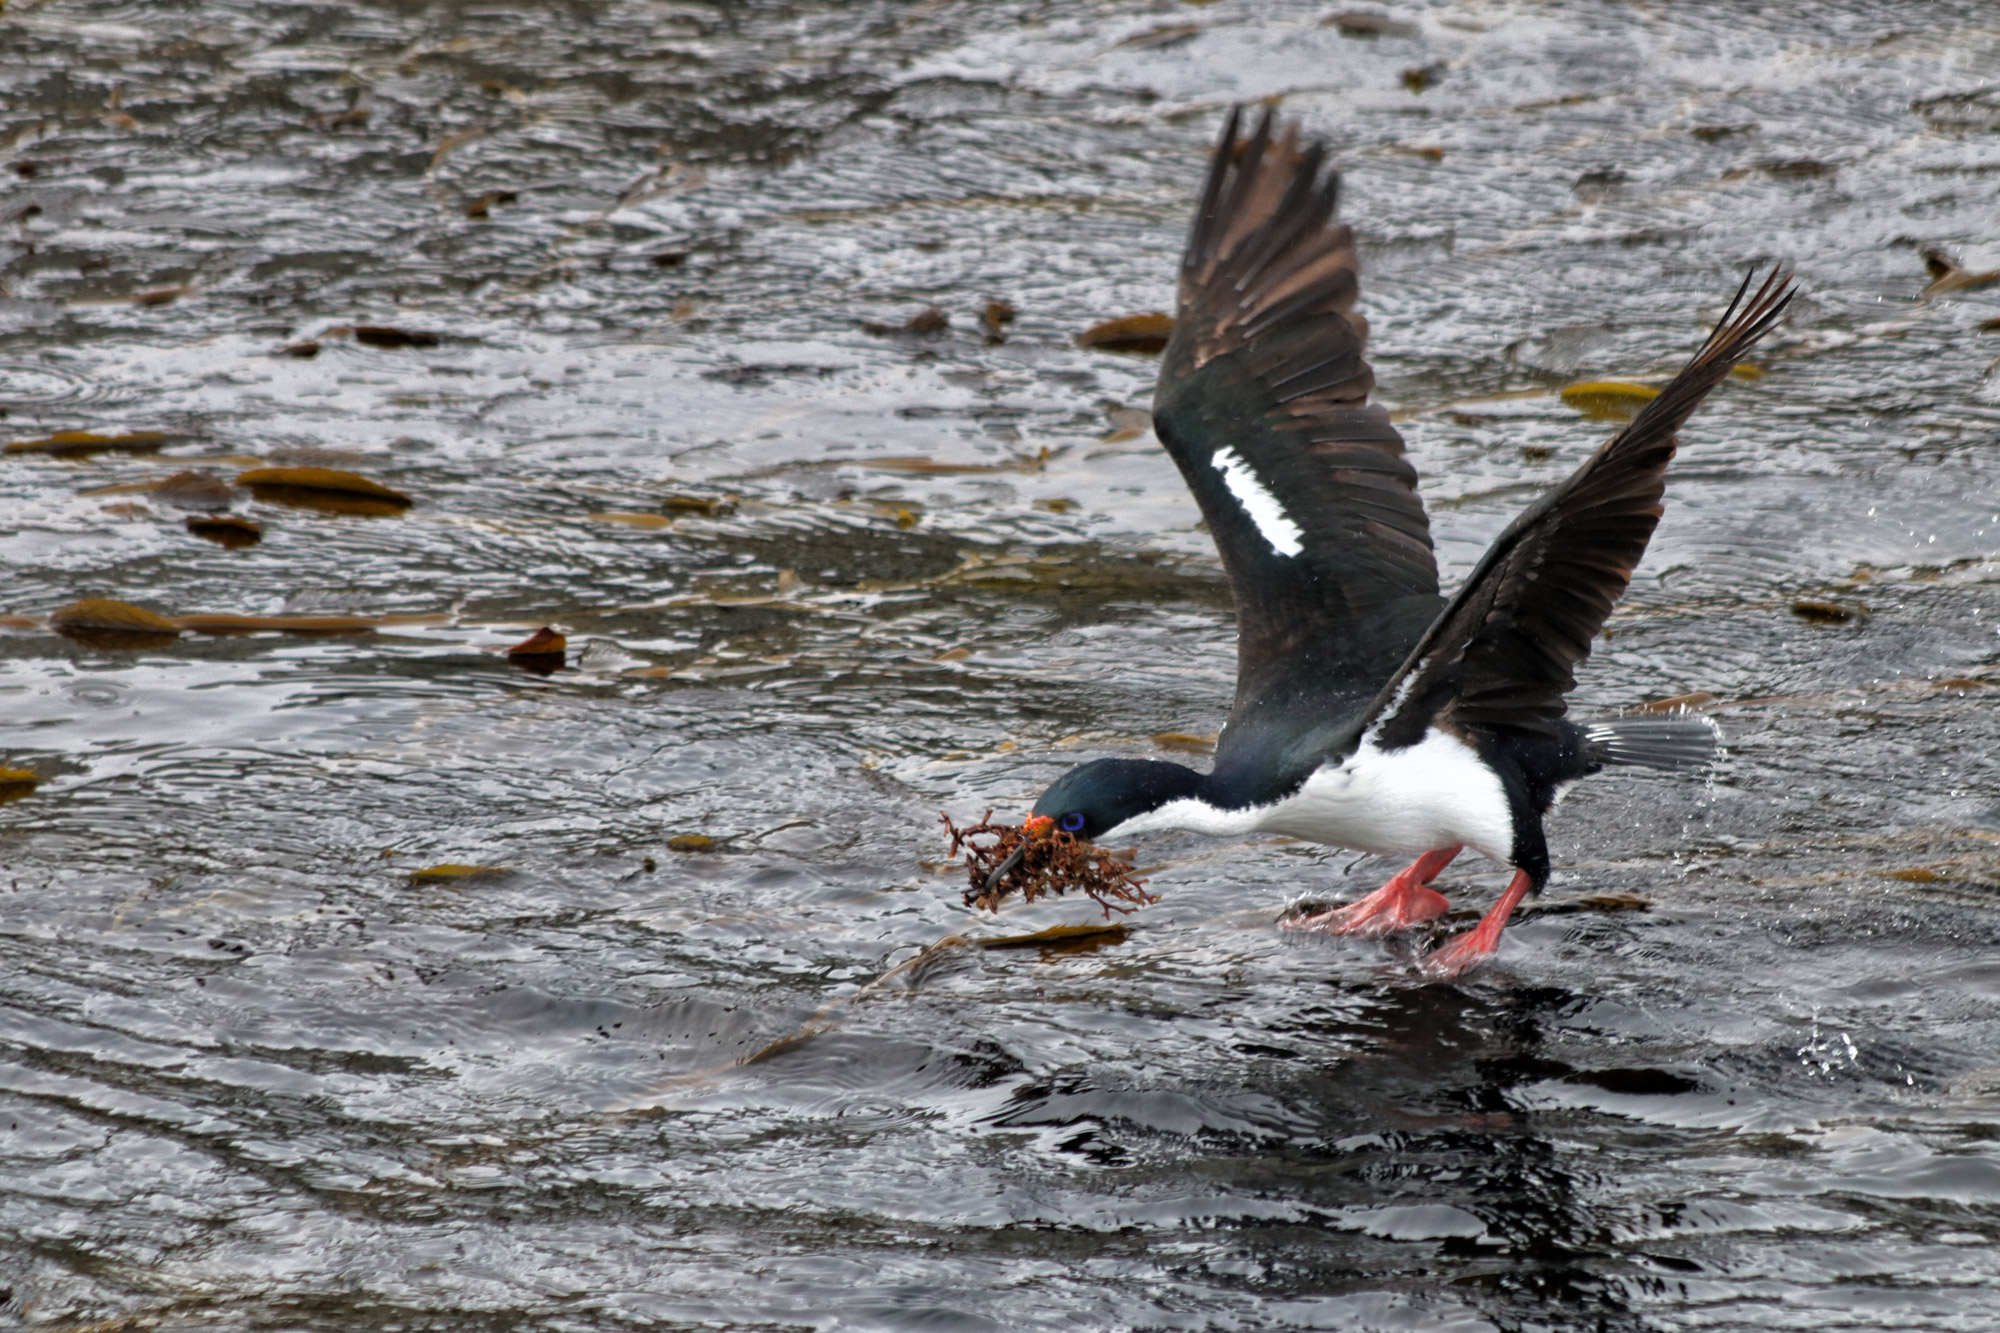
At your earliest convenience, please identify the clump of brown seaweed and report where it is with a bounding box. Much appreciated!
[942,810,1157,918]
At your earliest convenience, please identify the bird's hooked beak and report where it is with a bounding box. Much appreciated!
[983,814,1055,893]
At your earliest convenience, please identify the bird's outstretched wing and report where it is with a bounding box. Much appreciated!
[1152,108,1444,719]
[1365,267,1795,752]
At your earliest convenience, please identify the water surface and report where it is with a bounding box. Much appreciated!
[5,1,2000,1328]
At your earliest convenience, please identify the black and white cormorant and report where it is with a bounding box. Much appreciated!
[1017,108,1793,978]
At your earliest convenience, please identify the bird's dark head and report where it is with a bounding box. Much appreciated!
[1029,757,1206,841]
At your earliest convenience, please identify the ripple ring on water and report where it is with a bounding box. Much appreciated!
[63,680,134,707]
[0,361,117,407]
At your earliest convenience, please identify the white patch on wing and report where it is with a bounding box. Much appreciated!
[1210,446,1304,557]
[1363,656,1430,743]
[1104,726,1514,865]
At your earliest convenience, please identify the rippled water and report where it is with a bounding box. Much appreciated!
[5,1,2000,1328]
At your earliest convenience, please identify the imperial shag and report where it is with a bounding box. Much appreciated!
[1020,108,1793,977]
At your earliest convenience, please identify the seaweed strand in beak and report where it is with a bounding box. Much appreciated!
[983,842,1028,894]
[941,810,1157,918]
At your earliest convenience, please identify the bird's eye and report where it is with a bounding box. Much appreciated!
[1060,811,1086,833]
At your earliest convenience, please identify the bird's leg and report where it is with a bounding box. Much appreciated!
[1283,845,1460,937]
[1419,869,1533,979]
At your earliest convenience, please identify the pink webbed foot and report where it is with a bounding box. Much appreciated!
[1419,869,1533,979]
[1284,846,1461,938]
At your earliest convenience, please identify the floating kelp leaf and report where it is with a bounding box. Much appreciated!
[1559,380,1662,420]
[591,511,671,528]
[667,834,716,852]
[508,626,565,656]
[50,598,181,650]
[1791,599,1861,624]
[311,106,371,130]
[1935,677,1987,690]
[1884,866,1942,883]
[152,470,234,511]
[173,613,378,635]
[864,446,1053,475]
[1152,731,1217,754]
[349,325,441,348]
[1759,159,1833,180]
[980,300,1017,341]
[464,189,517,219]
[1325,11,1418,37]
[1912,88,2000,134]
[408,863,509,885]
[1574,892,1650,912]
[861,307,949,336]
[944,810,1157,918]
[277,340,321,358]
[894,508,919,529]
[653,251,688,268]
[238,466,413,515]
[1077,312,1173,354]
[1979,317,2000,333]
[976,922,1131,955]
[1921,247,2000,298]
[1114,22,1201,49]
[0,768,41,804]
[185,515,262,548]
[1402,62,1446,92]
[243,488,409,516]
[1730,362,1764,381]
[1691,124,1755,143]
[660,493,737,516]
[236,466,407,497]
[1522,891,1650,917]
[6,430,172,456]
[507,626,566,675]
[1574,167,1627,201]
[133,285,192,307]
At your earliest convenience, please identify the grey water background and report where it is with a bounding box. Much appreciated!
[4,0,2000,1328]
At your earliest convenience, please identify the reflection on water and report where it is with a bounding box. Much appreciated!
[5,0,2000,1328]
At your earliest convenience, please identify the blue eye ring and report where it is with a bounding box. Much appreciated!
[1060,811,1086,833]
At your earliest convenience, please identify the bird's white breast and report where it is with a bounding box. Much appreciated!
[1107,727,1515,863]
[1261,728,1515,861]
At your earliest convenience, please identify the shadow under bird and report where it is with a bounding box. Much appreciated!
[1008,108,1793,978]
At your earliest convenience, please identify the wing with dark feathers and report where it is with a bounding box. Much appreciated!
[1364,267,1795,750]
[1152,107,1444,724]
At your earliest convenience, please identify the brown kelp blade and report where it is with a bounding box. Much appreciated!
[941,810,1157,918]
